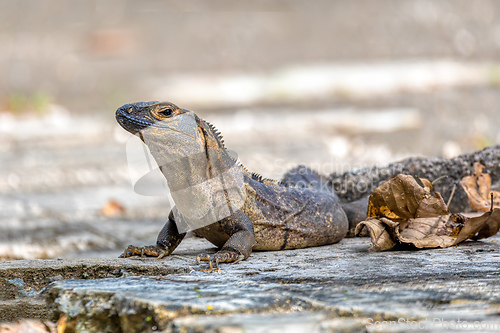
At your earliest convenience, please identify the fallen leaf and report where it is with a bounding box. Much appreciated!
[356,173,500,251]
[367,174,449,219]
[357,210,500,251]
[469,209,500,241]
[460,162,500,212]
[354,217,396,251]
[101,199,125,217]
[57,314,67,333]
[0,320,57,333]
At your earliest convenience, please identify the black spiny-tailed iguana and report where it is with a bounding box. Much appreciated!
[116,101,366,267]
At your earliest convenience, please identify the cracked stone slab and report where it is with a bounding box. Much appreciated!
[0,299,48,323]
[169,313,367,333]
[0,257,194,323]
[45,275,500,333]
[38,234,500,332]
[0,258,194,299]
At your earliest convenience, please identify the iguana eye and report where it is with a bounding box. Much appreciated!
[157,107,173,117]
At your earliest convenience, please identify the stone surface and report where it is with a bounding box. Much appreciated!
[0,256,194,323]
[0,299,48,323]
[36,235,500,332]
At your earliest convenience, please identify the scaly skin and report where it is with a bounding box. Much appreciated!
[116,101,356,268]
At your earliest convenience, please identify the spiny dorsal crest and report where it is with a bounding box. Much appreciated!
[202,120,226,148]
[202,119,282,186]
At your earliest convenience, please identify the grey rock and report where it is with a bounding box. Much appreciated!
[0,299,48,323]
[0,257,193,323]
[38,235,500,332]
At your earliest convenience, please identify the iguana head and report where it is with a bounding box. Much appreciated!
[116,101,186,135]
[116,101,247,231]
[116,101,225,149]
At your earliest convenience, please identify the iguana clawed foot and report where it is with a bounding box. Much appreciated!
[196,249,245,273]
[119,245,169,259]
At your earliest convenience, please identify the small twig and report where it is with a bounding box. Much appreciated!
[446,184,457,208]
[490,192,494,213]
[432,175,448,186]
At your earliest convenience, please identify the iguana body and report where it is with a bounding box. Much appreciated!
[116,101,356,266]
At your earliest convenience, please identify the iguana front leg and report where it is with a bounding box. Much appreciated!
[196,210,256,269]
[119,211,185,259]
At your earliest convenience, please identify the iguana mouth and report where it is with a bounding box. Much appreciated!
[116,109,155,134]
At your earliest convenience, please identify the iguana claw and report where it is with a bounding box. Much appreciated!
[196,249,245,272]
[197,254,220,273]
[119,245,167,259]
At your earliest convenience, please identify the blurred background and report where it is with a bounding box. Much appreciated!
[1,0,500,260]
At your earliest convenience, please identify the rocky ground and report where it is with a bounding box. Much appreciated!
[1,236,500,332]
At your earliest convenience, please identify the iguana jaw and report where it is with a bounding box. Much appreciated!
[116,101,160,134]
[116,111,153,134]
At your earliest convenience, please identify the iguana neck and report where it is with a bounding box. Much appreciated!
[199,118,282,186]
[138,112,233,188]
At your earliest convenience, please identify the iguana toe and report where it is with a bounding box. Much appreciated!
[196,253,210,264]
[119,245,167,259]
[196,249,245,272]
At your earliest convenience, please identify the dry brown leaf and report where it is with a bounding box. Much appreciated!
[367,174,449,219]
[356,209,500,251]
[357,172,500,251]
[467,210,500,241]
[101,199,125,217]
[354,217,396,251]
[460,162,500,212]
[0,320,57,333]
[57,313,67,333]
